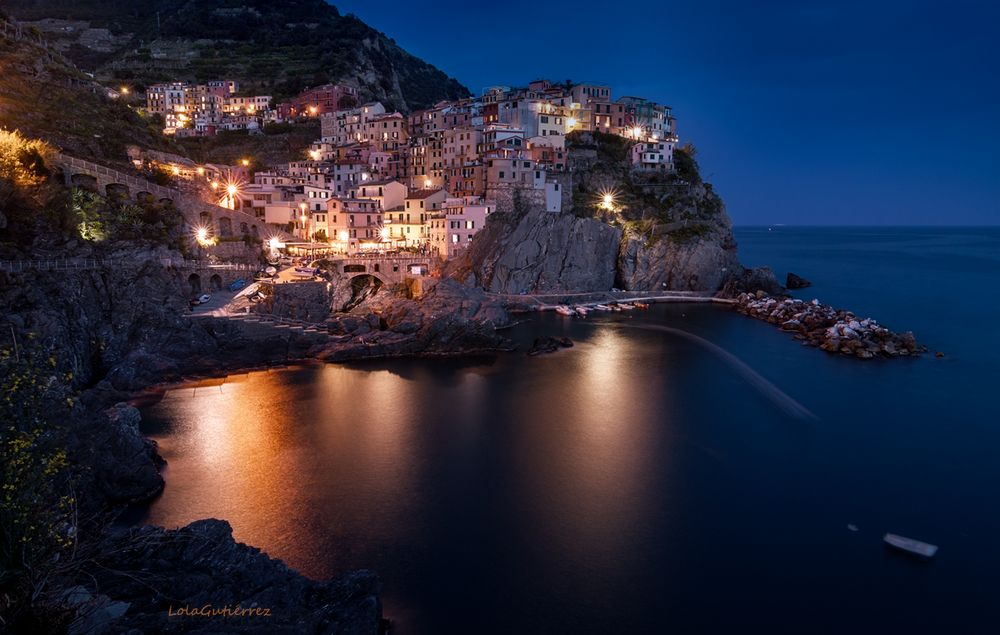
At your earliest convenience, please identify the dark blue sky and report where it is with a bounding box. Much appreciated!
[334,1,998,225]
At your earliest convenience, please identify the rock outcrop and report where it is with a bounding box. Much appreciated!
[87,519,381,634]
[460,205,622,294]
[786,272,812,289]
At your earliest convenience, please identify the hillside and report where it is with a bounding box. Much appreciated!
[0,15,173,161]
[4,0,470,112]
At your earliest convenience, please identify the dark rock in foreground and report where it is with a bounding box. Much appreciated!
[84,519,380,634]
[786,272,812,289]
[735,292,926,359]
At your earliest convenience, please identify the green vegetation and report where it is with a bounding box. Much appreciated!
[0,347,78,632]
[178,120,320,166]
[0,34,172,162]
[566,134,724,236]
[673,142,701,184]
[72,188,185,247]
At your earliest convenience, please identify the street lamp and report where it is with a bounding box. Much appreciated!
[241,158,250,167]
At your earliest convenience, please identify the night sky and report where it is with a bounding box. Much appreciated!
[334,0,998,226]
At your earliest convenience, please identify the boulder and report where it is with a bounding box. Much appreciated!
[786,272,812,289]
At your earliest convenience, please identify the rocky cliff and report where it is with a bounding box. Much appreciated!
[459,202,623,294]
[455,134,777,296]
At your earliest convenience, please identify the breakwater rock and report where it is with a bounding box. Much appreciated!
[735,292,926,359]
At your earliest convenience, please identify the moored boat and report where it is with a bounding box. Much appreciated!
[554,305,574,316]
[594,304,612,311]
[619,303,636,310]
[883,533,938,558]
[575,306,589,316]
[634,301,650,309]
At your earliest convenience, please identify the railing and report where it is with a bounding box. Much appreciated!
[0,258,260,273]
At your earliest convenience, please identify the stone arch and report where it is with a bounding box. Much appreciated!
[188,273,202,294]
[158,197,174,207]
[106,183,130,199]
[70,173,99,191]
[348,272,386,287]
[240,222,249,235]
[209,274,223,291]
[218,217,233,237]
[135,191,154,204]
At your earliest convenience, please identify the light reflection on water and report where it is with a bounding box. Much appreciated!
[139,278,1000,634]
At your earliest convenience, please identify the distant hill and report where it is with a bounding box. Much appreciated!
[3,0,471,112]
[0,12,172,161]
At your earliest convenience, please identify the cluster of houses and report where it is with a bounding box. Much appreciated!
[145,81,362,137]
[145,80,274,136]
[156,79,678,259]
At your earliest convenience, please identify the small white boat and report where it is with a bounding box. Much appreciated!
[575,306,589,316]
[883,533,938,558]
[554,305,574,316]
[594,304,612,311]
[619,303,636,310]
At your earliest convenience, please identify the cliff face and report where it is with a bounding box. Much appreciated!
[616,183,742,292]
[461,204,623,293]
[457,134,777,297]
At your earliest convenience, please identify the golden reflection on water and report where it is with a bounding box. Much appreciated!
[145,330,679,580]
[146,366,424,577]
[511,327,675,569]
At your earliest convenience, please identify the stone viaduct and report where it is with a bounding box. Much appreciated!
[54,154,292,244]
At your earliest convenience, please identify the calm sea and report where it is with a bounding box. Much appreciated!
[138,227,1000,634]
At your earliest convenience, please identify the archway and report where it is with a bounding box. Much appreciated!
[106,183,130,199]
[188,273,202,294]
[218,217,233,237]
[209,274,223,291]
[240,222,249,235]
[70,173,98,192]
[342,274,384,312]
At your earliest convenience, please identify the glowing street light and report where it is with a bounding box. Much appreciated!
[241,158,250,167]
[380,227,390,240]
[631,126,644,139]
[424,179,432,188]
[598,189,618,212]
[308,106,318,116]
[120,86,129,95]
[269,236,281,251]
[210,181,219,190]
[196,227,208,242]
[309,149,321,161]
[226,184,238,197]
[338,230,349,242]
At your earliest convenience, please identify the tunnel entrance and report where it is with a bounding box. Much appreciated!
[188,273,202,295]
[209,274,223,291]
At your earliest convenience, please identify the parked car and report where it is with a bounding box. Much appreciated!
[198,294,211,304]
[228,278,247,292]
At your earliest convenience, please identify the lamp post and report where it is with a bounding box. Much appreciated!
[300,203,309,241]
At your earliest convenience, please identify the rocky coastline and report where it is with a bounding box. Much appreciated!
[734,291,927,359]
